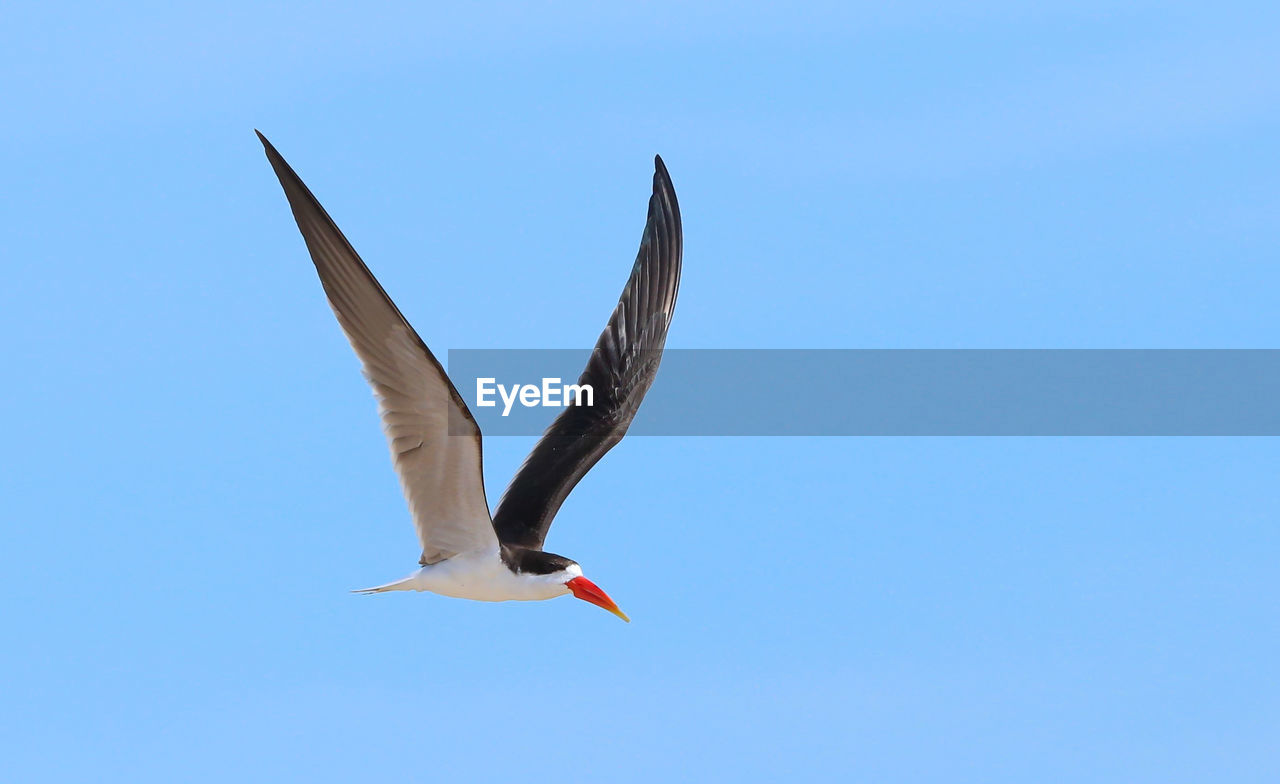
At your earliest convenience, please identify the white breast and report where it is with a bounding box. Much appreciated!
[407,548,579,602]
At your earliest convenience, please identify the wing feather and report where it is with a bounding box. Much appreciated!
[258,132,498,564]
[491,156,682,549]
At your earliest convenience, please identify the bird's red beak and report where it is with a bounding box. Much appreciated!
[566,576,630,622]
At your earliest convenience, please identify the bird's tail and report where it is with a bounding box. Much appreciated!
[351,572,420,594]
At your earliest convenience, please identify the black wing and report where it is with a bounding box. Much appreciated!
[491,156,682,550]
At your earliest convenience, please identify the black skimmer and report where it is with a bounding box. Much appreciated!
[257,132,681,622]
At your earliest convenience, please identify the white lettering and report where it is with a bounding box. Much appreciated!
[499,383,520,417]
[477,378,597,415]
[519,384,540,408]
[564,382,593,407]
[542,377,561,406]
[475,378,496,407]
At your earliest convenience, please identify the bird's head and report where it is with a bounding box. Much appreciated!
[505,547,630,622]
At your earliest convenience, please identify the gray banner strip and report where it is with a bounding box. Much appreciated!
[446,349,1280,435]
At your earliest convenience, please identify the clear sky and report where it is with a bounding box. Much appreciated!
[2,2,1278,781]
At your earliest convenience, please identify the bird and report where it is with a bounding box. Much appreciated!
[257,132,681,622]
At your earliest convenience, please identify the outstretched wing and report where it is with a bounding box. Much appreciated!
[258,132,498,565]
[492,156,682,550]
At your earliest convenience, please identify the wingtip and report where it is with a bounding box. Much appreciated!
[256,131,298,184]
[652,154,675,194]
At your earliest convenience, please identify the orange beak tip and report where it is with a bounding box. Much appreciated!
[567,575,630,623]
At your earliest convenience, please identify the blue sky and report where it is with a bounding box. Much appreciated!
[2,2,1278,781]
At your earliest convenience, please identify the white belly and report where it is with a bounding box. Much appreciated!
[406,549,577,602]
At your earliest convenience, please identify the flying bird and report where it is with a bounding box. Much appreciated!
[257,132,681,622]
